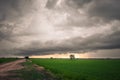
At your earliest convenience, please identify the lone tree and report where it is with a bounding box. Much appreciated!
[50,57,53,59]
[25,56,29,59]
[70,54,75,60]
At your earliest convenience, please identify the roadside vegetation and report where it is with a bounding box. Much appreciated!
[13,60,55,80]
[16,61,42,80]
[31,59,120,80]
[0,58,18,64]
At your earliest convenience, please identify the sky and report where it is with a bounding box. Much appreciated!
[0,0,120,58]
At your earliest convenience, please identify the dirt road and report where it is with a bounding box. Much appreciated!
[0,59,56,80]
[0,59,25,80]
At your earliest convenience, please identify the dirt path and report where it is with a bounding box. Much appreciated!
[0,59,25,80]
[0,59,56,80]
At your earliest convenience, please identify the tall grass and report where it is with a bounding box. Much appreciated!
[31,59,120,80]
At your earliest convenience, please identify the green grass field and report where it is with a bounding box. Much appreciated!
[0,58,18,64]
[31,59,120,80]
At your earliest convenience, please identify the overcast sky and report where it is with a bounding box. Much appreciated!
[0,0,120,57]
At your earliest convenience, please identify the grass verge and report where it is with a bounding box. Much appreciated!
[12,60,42,80]
[0,58,18,64]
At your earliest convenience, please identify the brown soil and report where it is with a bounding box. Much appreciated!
[0,59,25,80]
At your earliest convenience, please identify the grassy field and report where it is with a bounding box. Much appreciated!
[31,59,120,80]
[0,58,18,64]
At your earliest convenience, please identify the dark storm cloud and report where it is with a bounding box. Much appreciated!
[66,0,92,8]
[0,23,13,41]
[54,0,120,28]
[0,0,37,57]
[0,0,34,21]
[18,28,120,56]
[46,0,58,9]
[88,0,120,20]
[0,0,35,39]
[65,0,120,21]
[46,0,92,9]
[0,0,120,57]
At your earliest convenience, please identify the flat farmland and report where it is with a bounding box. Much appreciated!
[31,59,120,80]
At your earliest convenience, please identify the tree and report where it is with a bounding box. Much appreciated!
[50,57,53,59]
[25,56,29,59]
[70,54,75,60]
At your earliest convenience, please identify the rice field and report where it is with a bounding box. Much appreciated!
[31,59,120,80]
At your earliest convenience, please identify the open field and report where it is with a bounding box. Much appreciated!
[0,58,18,64]
[1,58,120,80]
[31,59,120,80]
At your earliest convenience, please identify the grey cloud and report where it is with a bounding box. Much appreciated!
[88,0,120,20]
[0,0,36,40]
[0,0,33,21]
[55,0,120,28]
[49,0,104,28]
[46,0,92,9]
[45,0,120,28]
[0,0,37,57]
[0,0,120,57]
[62,15,104,28]
[46,0,58,9]
[66,0,92,9]
[17,27,120,56]
[0,23,14,41]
